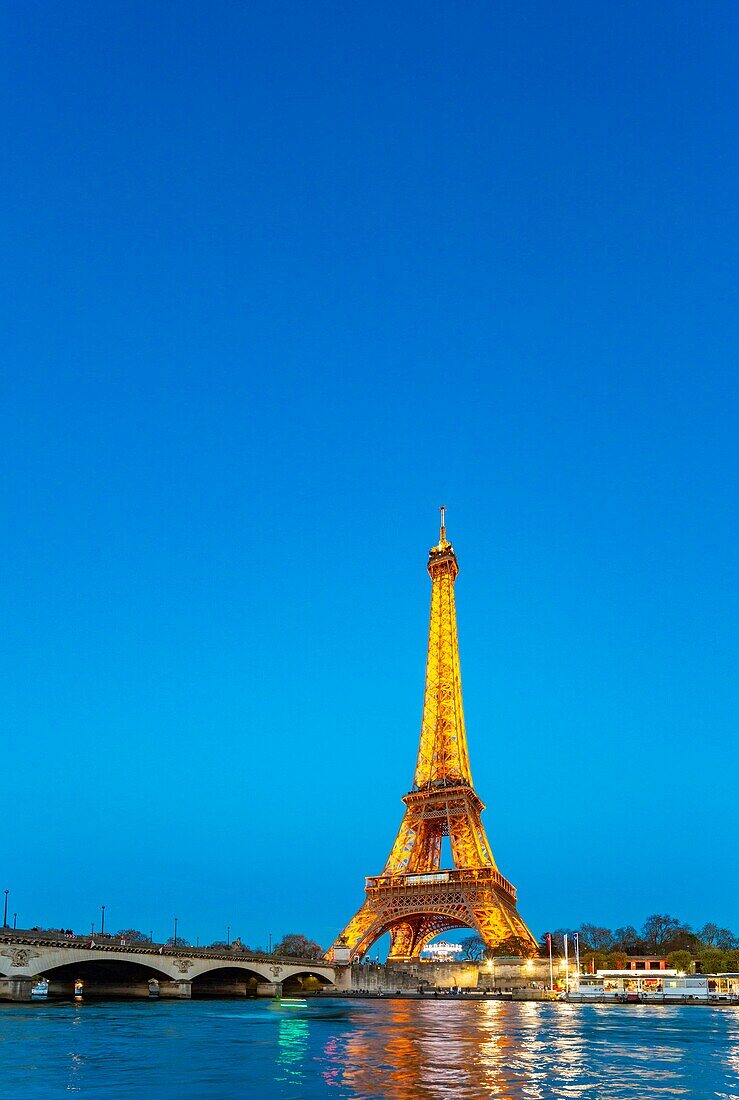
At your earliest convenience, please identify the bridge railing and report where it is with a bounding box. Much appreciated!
[0,931,329,969]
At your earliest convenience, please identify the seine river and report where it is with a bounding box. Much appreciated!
[1,998,738,1099]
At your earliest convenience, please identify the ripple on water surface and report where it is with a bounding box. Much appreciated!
[0,998,737,1099]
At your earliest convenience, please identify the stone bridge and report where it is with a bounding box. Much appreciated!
[0,934,348,1002]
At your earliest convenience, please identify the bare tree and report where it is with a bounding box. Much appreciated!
[460,935,485,960]
[273,933,323,960]
[613,926,642,952]
[579,925,614,952]
[641,915,687,951]
[698,923,738,950]
[113,929,150,944]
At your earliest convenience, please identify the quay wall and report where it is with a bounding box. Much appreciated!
[351,956,554,992]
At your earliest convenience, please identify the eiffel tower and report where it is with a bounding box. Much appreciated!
[330,509,538,962]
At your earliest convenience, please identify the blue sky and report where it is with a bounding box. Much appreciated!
[2,1,737,950]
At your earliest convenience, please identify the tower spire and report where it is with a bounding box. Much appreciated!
[414,507,470,791]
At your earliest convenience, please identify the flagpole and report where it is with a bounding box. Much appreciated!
[573,932,580,991]
[547,933,553,991]
[564,933,570,997]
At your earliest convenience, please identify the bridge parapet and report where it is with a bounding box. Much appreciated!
[0,932,327,971]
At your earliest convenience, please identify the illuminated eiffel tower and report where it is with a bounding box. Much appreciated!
[331,509,538,962]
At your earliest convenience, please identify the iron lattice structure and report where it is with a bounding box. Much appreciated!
[330,510,538,962]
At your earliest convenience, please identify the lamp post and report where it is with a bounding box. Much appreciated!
[13,913,17,930]
[268,932,272,955]
[3,890,8,928]
[227,926,230,947]
[173,917,178,948]
[150,931,153,944]
[101,905,106,936]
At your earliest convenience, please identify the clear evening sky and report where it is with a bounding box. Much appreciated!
[2,2,737,950]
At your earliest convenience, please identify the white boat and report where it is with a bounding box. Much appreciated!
[572,970,709,1001]
[31,979,48,999]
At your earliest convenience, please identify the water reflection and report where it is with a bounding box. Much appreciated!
[330,1000,520,1099]
[320,1000,739,1099]
[1,997,737,1098]
[275,1011,309,1087]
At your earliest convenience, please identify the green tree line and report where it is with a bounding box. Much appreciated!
[539,915,739,974]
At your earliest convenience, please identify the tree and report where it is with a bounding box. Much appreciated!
[273,933,323,960]
[166,935,191,947]
[667,950,693,974]
[724,948,739,972]
[460,935,485,960]
[579,925,614,952]
[114,929,149,944]
[641,915,693,952]
[486,935,533,959]
[697,948,726,975]
[669,927,700,953]
[582,951,608,974]
[698,924,738,950]
[613,926,642,952]
[579,949,627,974]
[541,929,577,958]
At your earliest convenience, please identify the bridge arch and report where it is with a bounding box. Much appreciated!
[281,969,334,995]
[352,911,475,959]
[39,955,173,998]
[190,963,272,998]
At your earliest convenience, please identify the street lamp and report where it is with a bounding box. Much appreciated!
[3,890,8,928]
[101,905,106,936]
[13,913,17,930]
[173,917,178,948]
[227,926,230,947]
[269,932,272,954]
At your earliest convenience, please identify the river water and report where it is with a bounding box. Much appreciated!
[0,997,737,1099]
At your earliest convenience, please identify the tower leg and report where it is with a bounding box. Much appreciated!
[388,919,424,960]
[329,901,383,960]
[471,902,538,956]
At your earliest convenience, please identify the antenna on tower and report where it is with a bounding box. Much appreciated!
[439,505,446,543]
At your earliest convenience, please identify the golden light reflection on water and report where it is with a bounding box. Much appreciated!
[331,1000,523,1099]
[320,1001,739,1099]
